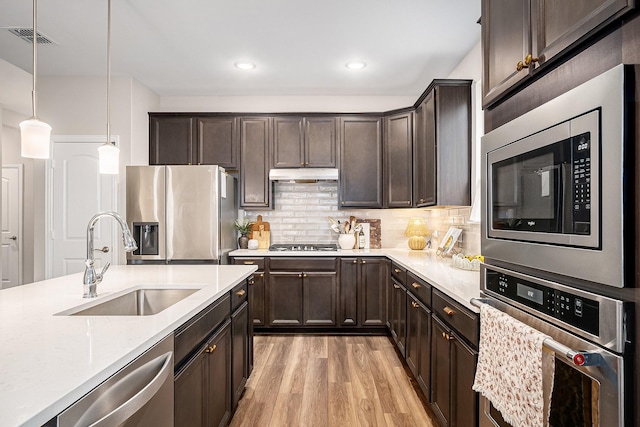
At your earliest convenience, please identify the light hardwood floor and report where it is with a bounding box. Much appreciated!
[229,335,439,427]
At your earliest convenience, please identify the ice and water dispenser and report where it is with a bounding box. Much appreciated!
[132,222,159,256]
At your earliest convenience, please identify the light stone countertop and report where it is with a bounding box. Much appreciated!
[0,264,257,427]
[230,247,481,311]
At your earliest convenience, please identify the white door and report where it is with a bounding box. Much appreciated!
[1,165,23,288]
[49,139,117,279]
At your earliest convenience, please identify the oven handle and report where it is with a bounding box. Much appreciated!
[471,297,592,367]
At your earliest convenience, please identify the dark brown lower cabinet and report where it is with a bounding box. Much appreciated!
[175,320,231,427]
[389,278,407,356]
[406,293,431,399]
[303,272,337,325]
[339,257,388,327]
[231,301,249,410]
[268,272,303,325]
[431,315,478,427]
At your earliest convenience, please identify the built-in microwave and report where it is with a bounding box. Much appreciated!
[482,65,628,288]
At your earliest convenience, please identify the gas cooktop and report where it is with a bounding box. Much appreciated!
[268,243,338,252]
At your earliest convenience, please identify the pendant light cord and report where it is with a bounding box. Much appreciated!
[31,0,38,118]
[106,0,111,146]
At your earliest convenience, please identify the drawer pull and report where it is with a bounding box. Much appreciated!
[411,283,420,289]
[443,306,455,316]
[236,289,246,297]
[394,268,401,273]
[243,261,255,265]
[393,284,400,289]
[411,301,419,308]
[204,345,217,354]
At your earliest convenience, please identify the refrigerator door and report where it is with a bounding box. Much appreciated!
[126,166,166,262]
[218,172,237,264]
[166,165,220,261]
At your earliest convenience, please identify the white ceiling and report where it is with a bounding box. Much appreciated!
[0,0,481,98]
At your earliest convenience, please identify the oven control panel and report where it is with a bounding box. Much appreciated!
[571,132,591,235]
[486,269,599,336]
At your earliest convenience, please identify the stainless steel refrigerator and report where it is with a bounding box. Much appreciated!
[126,165,236,264]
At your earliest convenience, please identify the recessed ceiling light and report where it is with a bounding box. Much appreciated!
[235,61,256,70]
[345,61,366,70]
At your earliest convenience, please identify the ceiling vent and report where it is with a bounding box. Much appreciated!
[5,27,56,44]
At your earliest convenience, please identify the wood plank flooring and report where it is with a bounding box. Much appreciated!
[230,335,439,427]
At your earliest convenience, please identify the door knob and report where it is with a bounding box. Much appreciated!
[6,236,16,241]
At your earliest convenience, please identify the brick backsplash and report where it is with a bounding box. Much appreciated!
[242,181,481,255]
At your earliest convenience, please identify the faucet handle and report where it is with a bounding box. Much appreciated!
[99,262,111,278]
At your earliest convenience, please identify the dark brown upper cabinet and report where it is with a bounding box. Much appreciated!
[272,116,336,168]
[384,111,414,208]
[239,117,271,209]
[339,116,383,209]
[414,81,472,207]
[150,115,195,165]
[482,0,634,107]
[197,117,238,169]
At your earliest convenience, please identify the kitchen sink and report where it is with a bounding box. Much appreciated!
[59,287,202,316]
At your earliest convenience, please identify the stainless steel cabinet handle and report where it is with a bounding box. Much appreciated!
[87,351,173,427]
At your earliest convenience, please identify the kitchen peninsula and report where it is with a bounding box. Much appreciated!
[0,264,256,426]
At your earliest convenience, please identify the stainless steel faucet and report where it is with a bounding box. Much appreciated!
[83,211,138,298]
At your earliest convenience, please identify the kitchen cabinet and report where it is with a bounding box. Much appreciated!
[150,115,195,165]
[272,116,336,168]
[339,257,388,328]
[384,111,414,208]
[339,116,384,208]
[231,300,249,411]
[240,117,271,209]
[430,290,479,427]
[267,257,338,327]
[389,277,407,356]
[175,320,232,427]
[196,116,238,169]
[232,257,266,326]
[406,292,432,400]
[413,81,472,207]
[482,0,634,107]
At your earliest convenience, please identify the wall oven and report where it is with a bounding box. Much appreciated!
[481,65,628,288]
[475,264,630,427]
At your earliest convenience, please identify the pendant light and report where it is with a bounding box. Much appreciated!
[20,0,52,159]
[98,0,119,174]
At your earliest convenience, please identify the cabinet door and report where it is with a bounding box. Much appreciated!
[339,117,383,208]
[416,303,432,400]
[305,117,337,167]
[482,0,532,107]
[267,272,303,325]
[207,321,232,427]
[339,258,358,326]
[303,271,338,325]
[532,0,633,67]
[359,258,387,326]
[240,117,271,208]
[273,117,304,168]
[405,293,421,377]
[415,93,436,207]
[174,346,207,426]
[431,316,451,427]
[150,116,195,165]
[231,302,249,411]
[197,117,237,169]
[390,279,407,356]
[451,331,478,427]
[385,112,413,208]
[250,272,265,326]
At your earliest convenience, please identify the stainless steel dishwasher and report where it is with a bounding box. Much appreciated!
[46,334,174,427]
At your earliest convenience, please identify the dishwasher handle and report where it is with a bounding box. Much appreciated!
[80,351,173,427]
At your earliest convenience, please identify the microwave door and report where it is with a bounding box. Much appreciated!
[519,161,562,233]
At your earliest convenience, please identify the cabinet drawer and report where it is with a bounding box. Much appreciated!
[391,263,407,285]
[406,271,431,307]
[269,257,337,271]
[232,257,265,270]
[231,280,248,313]
[432,289,478,348]
[174,294,230,368]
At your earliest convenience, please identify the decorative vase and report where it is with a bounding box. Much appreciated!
[238,234,249,249]
[338,233,356,250]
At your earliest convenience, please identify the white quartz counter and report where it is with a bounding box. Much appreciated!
[0,264,256,427]
[230,248,481,311]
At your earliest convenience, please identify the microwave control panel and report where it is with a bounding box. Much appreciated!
[572,132,591,234]
[486,269,599,336]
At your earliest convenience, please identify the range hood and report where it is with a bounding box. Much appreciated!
[268,168,339,182]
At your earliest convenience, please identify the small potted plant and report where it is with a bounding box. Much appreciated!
[234,219,253,249]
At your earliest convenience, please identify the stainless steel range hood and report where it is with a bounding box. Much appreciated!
[268,168,339,182]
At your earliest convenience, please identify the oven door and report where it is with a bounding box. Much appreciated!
[477,296,625,427]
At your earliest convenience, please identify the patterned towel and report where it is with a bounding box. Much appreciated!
[472,304,555,427]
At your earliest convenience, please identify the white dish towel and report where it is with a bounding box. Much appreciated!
[472,303,555,427]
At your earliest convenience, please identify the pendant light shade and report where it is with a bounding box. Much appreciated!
[98,0,119,174]
[21,0,52,159]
